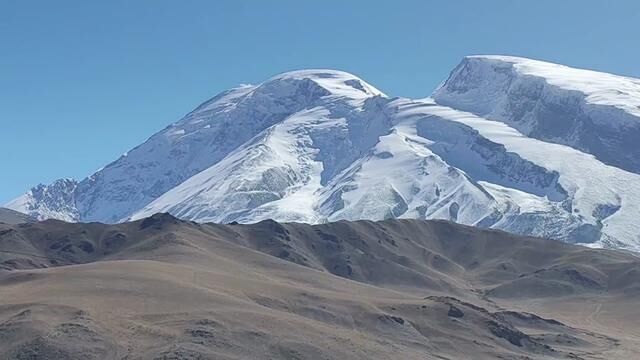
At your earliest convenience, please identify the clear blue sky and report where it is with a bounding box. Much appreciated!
[1,0,639,204]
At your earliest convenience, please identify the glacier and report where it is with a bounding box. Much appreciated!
[433,55,640,174]
[8,57,640,250]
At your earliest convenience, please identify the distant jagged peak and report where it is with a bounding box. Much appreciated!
[5,177,79,222]
[32,177,78,192]
[20,178,78,205]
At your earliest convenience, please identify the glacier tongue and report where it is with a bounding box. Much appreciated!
[7,60,640,250]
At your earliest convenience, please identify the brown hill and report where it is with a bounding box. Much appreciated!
[0,214,639,359]
[0,208,33,225]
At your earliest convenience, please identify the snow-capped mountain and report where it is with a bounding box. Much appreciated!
[8,56,640,250]
[6,178,78,222]
[433,55,640,174]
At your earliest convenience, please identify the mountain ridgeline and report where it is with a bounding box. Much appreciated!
[7,56,640,250]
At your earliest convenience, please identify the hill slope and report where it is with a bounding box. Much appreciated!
[0,208,33,224]
[0,215,639,359]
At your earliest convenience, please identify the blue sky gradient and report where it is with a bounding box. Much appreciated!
[1,0,639,203]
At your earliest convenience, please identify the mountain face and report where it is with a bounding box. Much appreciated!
[7,57,640,250]
[1,215,639,359]
[5,179,78,222]
[433,55,640,174]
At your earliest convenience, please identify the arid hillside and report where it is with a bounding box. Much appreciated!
[1,214,639,359]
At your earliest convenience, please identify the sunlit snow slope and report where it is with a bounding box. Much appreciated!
[8,57,640,250]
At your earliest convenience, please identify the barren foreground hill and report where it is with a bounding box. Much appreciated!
[0,214,639,359]
[0,208,32,225]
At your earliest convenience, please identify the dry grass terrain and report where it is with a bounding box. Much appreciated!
[0,214,639,359]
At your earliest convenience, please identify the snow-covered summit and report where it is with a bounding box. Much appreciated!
[455,55,640,117]
[434,55,640,174]
[11,69,386,224]
[8,58,640,250]
[190,69,384,116]
[265,69,386,99]
[7,178,78,222]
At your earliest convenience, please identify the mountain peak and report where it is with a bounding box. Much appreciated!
[464,54,561,64]
[264,69,386,99]
[5,178,79,222]
[186,69,384,121]
[448,55,640,114]
[9,59,640,251]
